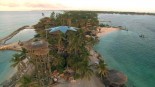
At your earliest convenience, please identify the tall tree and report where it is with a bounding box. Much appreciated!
[96,59,108,78]
[10,48,27,68]
[50,12,55,20]
[19,75,40,87]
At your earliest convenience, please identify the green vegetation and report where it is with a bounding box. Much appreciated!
[48,29,97,79]
[34,11,107,80]
[10,48,27,68]
[10,11,108,86]
[99,23,110,27]
[34,11,99,37]
[18,75,40,87]
[96,59,108,78]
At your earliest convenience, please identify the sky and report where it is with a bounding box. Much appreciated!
[0,0,155,12]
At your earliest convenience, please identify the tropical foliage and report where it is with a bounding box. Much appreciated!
[33,11,101,80]
[34,11,99,38]
[10,11,108,86]
[10,48,27,68]
[19,75,40,87]
[96,59,108,78]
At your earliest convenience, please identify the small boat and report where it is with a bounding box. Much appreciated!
[42,13,44,16]
[139,34,145,38]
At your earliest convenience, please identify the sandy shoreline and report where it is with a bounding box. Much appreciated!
[0,26,121,86]
[96,27,120,37]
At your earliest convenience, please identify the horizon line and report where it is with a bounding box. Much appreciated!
[0,10,155,14]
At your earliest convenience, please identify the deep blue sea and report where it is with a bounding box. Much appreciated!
[0,12,155,87]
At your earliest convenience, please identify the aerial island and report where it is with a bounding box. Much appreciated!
[0,11,127,87]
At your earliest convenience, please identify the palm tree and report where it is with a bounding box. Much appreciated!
[40,11,99,77]
[19,75,40,87]
[10,48,27,67]
[76,61,94,80]
[96,59,108,78]
[10,53,22,67]
[66,29,86,53]
[10,48,27,73]
[20,48,27,59]
[57,33,65,53]
[52,56,63,66]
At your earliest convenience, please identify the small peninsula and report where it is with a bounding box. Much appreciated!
[0,11,127,87]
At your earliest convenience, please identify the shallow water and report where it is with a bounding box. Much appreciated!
[6,29,36,44]
[0,51,17,84]
[0,11,52,84]
[94,14,155,87]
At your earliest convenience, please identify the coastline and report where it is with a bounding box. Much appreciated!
[96,27,120,37]
[0,26,35,85]
[0,26,33,45]
[91,27,120,65]
[0,26,35,51]
[0,26,123,86]
[0,42,22,51]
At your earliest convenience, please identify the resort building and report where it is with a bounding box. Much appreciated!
[23,39,51,85]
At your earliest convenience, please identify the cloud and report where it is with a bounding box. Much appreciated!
[0,1,68,10]
[24,3,67,9]
[0,3,20,7]
[0,0,155,12]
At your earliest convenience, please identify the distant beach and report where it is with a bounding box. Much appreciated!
[97,27,120,37]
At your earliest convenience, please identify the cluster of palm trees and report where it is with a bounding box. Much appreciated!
[96,59,108,78]
[37,10,108,81]
[18,75,40,87]
[48,28,108,80]
[34,11,99,34]
[10,11,108,86]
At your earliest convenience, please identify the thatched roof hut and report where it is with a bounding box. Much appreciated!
[23,39,49,56]
[107,69,127,86]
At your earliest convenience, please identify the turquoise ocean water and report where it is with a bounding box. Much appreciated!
[0,11,52,84]
[0,12,155,87]
[94,14,155,87]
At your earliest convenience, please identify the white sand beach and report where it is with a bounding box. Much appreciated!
[97,27,120,37]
